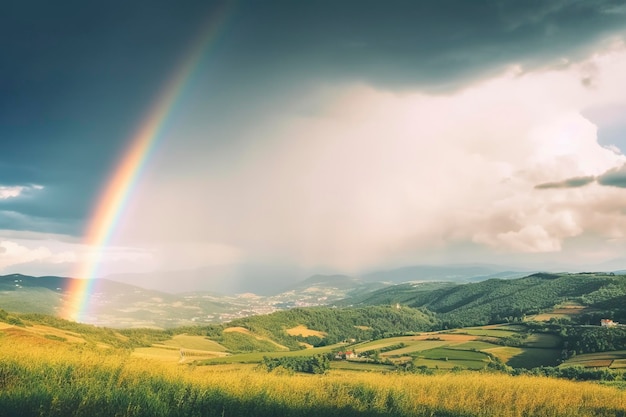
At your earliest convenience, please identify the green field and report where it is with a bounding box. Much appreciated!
[381,340,451,356]
[192,323,566,371]
[562,351,626,369]
[2,307,626,417]
[484,346,525,363]
[201,343,342,365]
[352,337,416,351]
[453,341,501,351]
[412,358,486,370]
[330,361,395,372]
[452,328,519,338]
[158,334,227,351]
[525,333,561,348]
[507,348,563,369]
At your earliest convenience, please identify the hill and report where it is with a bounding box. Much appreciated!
[340,272,626,327]
[0,273,389,328]
[3,271,626,334]
[360,264,532,283]
[0,274,229,328]
[222,305,437,350]
[2,316,625,417]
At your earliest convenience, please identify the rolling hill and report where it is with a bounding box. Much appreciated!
[339,272,626,327]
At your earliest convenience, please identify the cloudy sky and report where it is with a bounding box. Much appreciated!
[2,0,626,288]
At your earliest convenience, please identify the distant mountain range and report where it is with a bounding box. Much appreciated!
[360,264,533,283]
[337,271,626,326]
[0,272,388,328]
[2,264,625,328]
[102,263,537,296]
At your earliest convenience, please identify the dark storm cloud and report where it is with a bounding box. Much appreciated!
[535,176,596,189]
[225,0,626,90]
[536,164,626,190]
[0,0,219,235]
[1,0,626,237]
[598,165,626,188]
[0,184,82,235]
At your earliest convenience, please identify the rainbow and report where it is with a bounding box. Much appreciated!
[62,4,233,323]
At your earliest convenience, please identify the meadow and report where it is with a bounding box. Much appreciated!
[562,350,626,369]
[128,321,621,372]
[1,319,626,417]
[3,298,626,417]
[2,335,626,417]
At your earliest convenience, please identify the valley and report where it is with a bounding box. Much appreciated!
[1,271,626,416]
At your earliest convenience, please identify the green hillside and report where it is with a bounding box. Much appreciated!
[342,273,626,327]
[222,305,437,349]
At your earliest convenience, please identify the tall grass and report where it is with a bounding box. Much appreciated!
[1,335,626,417]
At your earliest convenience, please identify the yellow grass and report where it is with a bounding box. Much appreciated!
[0,323,87,344]
[611,359,626,369]
[2,328,626,417]
[133,346,229,363]
[582,360,614,368]
[30,324,87,344]
[380,341,453,356]
[223,326,289,350]
[354,333,478,354]
[529,304,587,321]
[223,326,251,334]
[285,324,327,338]
[158,334,227,351]
[484,346,526,363]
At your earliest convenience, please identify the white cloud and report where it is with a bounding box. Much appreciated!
[0,240,76,271]
[113,41,626,272]
[0,186,24,200]
[0,233,161,277]
[0,184,44,200]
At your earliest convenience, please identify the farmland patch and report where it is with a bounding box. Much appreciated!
[285,325,327,338]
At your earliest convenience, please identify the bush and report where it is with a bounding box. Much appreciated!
[260,354,331,374]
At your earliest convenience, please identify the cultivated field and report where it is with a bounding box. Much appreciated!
[562,350,626,369]
[1,333,625,417]
[2,315,626,416]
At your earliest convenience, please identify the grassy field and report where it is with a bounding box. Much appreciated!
[0,319,561,374]
[1,332,626,417]
[451,328,519,338]
[506,348,564,369]
[285,324,327,337]
[330,361,395,372]
[562,351,626,369]
[2,316,626,416]
[133,334,230,363]
[309,324,564,370]
[524,333,561,348]
[380,340,450,356]
[158,334,227,351]
[530,302,588,321]
[200,343,343,365]
[223,326,290,350]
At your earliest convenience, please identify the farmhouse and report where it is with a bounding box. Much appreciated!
[335,351,358,360]
[600,319,619,327]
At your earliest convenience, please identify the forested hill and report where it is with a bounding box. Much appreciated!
[338,273,626,328]
[222,306,437,350]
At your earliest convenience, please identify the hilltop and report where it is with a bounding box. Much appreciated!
[2,271,626,331]
[338,272,626,327]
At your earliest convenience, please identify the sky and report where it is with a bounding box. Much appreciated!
[2,0,626,291]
